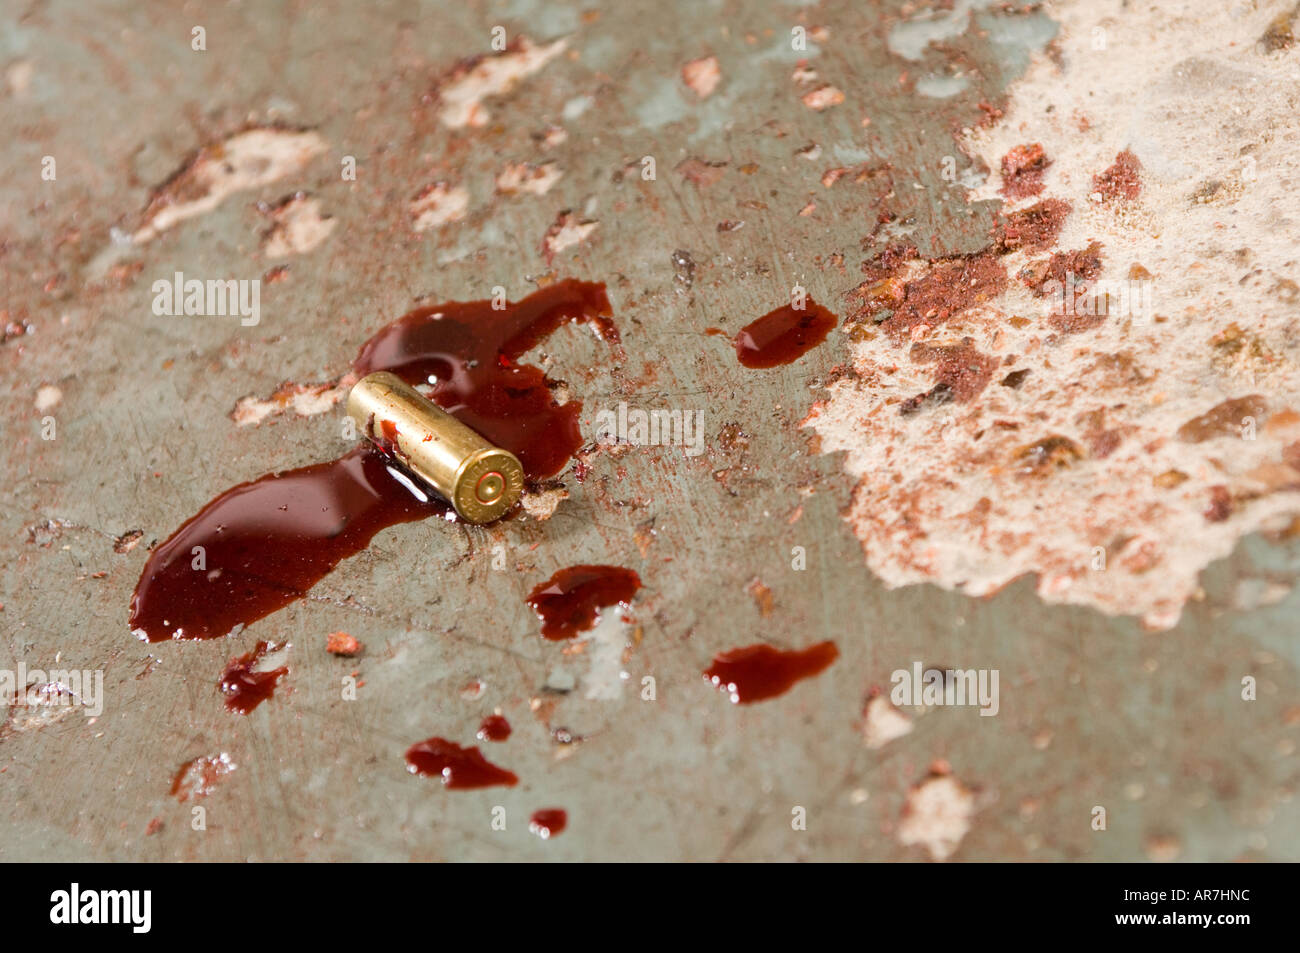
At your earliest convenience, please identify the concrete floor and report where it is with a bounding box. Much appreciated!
[2,0,1298,861]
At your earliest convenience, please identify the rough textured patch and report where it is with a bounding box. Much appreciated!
[898,771,974,861]
[496,161,562,195]
[681,55,721,99]
[808,0,1300,628]
[262,193,336,257]
[435,36,567,129]
[410,181,469,231]
[134,128,327,242]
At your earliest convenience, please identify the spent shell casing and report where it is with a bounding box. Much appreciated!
[347,371,524,523]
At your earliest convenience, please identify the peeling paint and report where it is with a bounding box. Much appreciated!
[809,0,1300,628]
[133,128,327,243]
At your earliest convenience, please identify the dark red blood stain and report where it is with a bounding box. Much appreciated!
[526,565,641,640]
[353,279,616,479]
[219,640,288,714]
[477,714,511,742]
[704,640,839,704]
[529,809,568,839]
[130,281,617,642]
[404,737,518,789]
[129,448,447,641]
[733,299,837,368]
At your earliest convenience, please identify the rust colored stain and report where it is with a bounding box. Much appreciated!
[1176,396,1269,443]
[1000,142,1050,199]
[1020,242,1104,297]
[877,253,1008,342]
[910,338,1000,404]
[1093,149,1142,202]
[992,198,1071,254]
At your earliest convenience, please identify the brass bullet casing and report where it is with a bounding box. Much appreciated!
[347,371,524,523]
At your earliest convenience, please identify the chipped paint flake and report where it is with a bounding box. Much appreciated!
[496,161,563,196]
[134,128,328,243]
[521,484,569,520]
[809,0,1300,629]
[436,36,568,129]
[541,210,597,262]
[231,376,354,427]
[410,182,469,231]
[862,695,913,749]
[35,384,62,412]
[262,194,336,257]
[898,773,974,861]
[682,55,721,98]
[801,84,844,111]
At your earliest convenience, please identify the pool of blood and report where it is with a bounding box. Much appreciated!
[733,299,837,368]
[129,280,616,643]
[526,565,642,640]
[354,279,616,478]
[529,809,568,839]
[404,737,519,789]
[219,640,289,714]
[477,714,512,742]
[704,640,840,704]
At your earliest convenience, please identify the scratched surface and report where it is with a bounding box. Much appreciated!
[1,0,1297,861]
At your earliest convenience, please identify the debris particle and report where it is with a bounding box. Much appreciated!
[1259,7,1297,52]
[496,161,563,195]
[1204,485,1233,522]
[262,193,336,257]
[681,55,721,98]
[671,249,695,290]
[326,632,363,656]
[113,529,145,554]
[1144,833,1182,862]
[541,210,598,262]
[521,483,569,520]
[999,368,1031,389]
[1013,435,1085,475]
[746,578,774,617]
[801,84,845,111]
[34,384,62,412]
